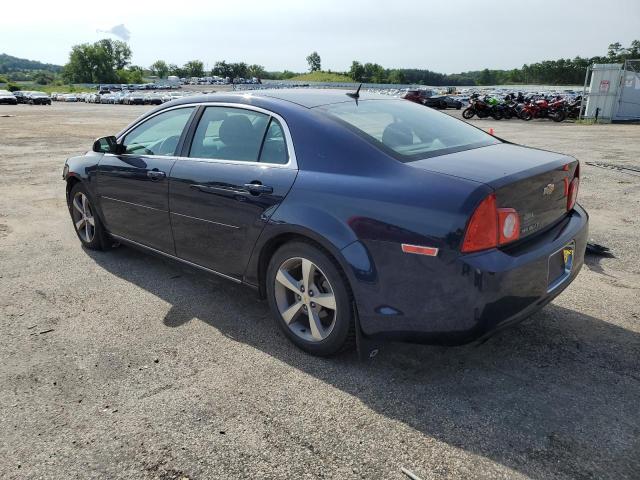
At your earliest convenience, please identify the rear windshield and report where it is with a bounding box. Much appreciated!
[318,99,499,161]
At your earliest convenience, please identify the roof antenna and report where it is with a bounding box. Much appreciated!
[346,83,362,104]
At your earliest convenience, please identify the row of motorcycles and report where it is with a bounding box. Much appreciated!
[462,93,583,122]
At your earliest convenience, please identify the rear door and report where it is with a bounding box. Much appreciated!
[97,106,196,253]
[169,105,297,279]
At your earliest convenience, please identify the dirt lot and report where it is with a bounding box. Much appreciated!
[0,101,638,480]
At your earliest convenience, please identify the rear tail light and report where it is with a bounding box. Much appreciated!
[461,194,498,253]
[498,208,520,244]
[567,162,580,211]
[461,193,521,253]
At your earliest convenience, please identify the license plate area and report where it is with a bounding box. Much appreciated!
[547,241,575,292]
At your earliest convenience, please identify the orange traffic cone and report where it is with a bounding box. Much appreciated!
[489,128,494,135]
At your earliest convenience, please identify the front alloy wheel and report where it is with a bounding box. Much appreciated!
[68,182,111,250]
[72,192,95,243]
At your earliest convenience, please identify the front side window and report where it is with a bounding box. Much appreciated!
[318,99,499,161]
[189,107,270,161]
[123,107,195,156]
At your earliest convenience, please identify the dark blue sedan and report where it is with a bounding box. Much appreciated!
[63,89,588,356]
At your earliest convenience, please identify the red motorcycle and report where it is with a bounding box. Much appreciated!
[519,97,566,122]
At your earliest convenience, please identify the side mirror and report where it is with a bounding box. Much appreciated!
[93,136,125,154]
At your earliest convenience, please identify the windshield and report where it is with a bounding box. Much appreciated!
[318,99,499,161]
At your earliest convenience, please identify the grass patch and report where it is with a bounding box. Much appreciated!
[11,83,94,94]
[574,118,598,125]
[287,71,353,82]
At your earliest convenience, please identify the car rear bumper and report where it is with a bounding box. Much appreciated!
[353,204,589,344]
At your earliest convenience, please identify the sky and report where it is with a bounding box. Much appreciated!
[1,0,639,73]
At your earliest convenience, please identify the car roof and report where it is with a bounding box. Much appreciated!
[168,88,391,109]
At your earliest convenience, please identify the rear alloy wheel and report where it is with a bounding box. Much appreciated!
[69,183,111,250]
[267,242,354,356]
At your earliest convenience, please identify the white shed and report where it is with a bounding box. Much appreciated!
[582,60,640,122]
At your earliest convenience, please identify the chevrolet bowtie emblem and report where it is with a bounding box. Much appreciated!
[543,183,555,195]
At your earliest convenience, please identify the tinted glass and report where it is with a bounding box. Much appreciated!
[189,107,269,161]
[319,99,499,161]
[259,118,288,164]
[123,107,195,156]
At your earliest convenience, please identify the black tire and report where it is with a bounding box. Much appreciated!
[456,104,462,110]
[462,107,475,119]
[68,182,111,250]
[551,110,566,122]
[519,110,532,121]
[491,109,503,120]
[266,241,354,356]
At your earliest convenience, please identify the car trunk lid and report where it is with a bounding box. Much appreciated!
[409,143,578,239]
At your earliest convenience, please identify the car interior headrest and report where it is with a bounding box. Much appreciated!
[382,122,413,148]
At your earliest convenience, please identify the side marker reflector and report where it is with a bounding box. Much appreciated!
[401,244,439,257]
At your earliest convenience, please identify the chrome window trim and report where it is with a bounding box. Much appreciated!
[114,102,298,170]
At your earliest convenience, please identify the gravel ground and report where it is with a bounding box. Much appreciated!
[0,102,639,480]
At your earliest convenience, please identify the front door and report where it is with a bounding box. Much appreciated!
[169,105,297,278]
[97,106,196,253]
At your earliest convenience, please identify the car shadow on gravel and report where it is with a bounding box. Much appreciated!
[86,246,640,480]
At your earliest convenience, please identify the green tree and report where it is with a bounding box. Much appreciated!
[247,64,266,79]
[33,72,54,85]
[183,60,204,78]
[306,51,321,72]
[349,61,365,82]
[212,60,232,78]
[387,69,406,84]
[168,64,186,78]
[62,39,132,83]
[150,60,169,78]
[230,62,248,79]
[363,63,385,83]
[607,42,622,57]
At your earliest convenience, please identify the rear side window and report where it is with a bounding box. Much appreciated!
[259,118,288,165]
[189,106,270,161]
[318,99,499,161]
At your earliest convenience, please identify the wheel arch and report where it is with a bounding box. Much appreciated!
[65,175,82,207]
[253,228,357,301]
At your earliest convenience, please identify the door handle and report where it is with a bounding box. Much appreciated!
[147,170,166,181]
[244,183,273,195]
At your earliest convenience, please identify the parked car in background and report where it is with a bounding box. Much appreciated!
[0,89,18,105]
[63,89,587,357]
[13,91,29,104]
[402,89,434,105]
[63,94,78,102]
[424,95,463,110]
[26,91,52,105]
[124,93,145,105]
[144,93,163,105]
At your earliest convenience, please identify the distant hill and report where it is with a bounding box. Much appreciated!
[287,71,353,82]
[0,53,62,73]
